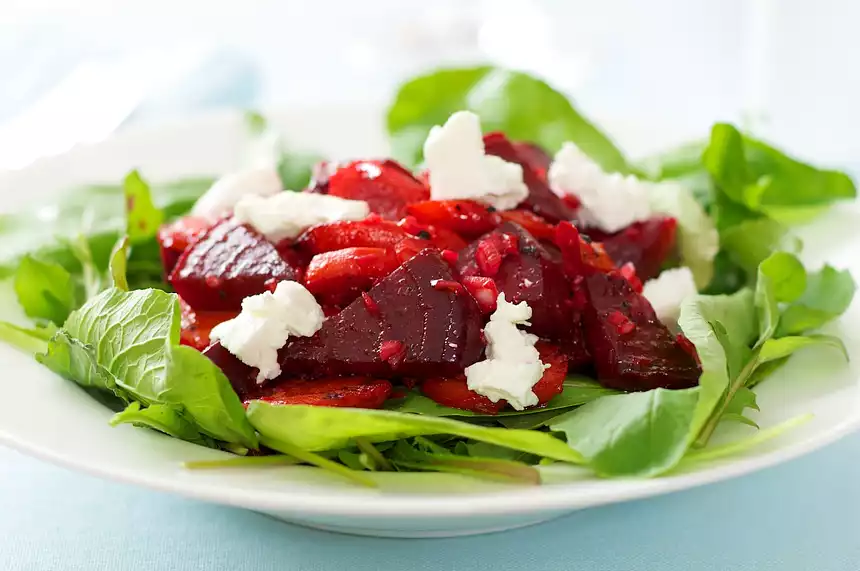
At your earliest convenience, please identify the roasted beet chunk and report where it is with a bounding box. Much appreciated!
[586,217,677,281]
[326,159,429,220]
[483,132,574,223]
[203,342,261,400]
[295,218,413,255]
[179,299,238,351]
[303,247,400,307]
[169,218,299,311]
[157,215,211,275]
[582,270,700,391]
[406,199,499,239]
[280,250,484,379]
[256,377,392,409]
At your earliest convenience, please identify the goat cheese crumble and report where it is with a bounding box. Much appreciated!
[465,294,547,410]
[548,142,651,233]
[424,111,528,210]
[192,166,283,221]
[209,281,325,383]
[233,191,370,242]
[642,267,698,326]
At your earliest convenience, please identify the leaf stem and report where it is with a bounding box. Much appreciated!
[695,351,761,447]
[354,437,393,471]
[260,435,377,487]
[184,455,300,469]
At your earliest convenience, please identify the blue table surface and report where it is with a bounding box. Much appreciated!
[2,432,858,571]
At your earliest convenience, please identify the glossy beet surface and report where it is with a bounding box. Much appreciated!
[295,218,414,255]
[482,132,574,223]
[178,299,237,352]
[582,270,701,391]
[406,200,499,239]
[457,222,589,369]
[586,217,678,281]
[303,247,401,307]
[256,377,392,408]
[280,249,485,379]
[326,159,430,220]
[169,218,299,311]
[157,215,210,275]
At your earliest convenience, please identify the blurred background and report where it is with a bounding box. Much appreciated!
[0,0,855,170]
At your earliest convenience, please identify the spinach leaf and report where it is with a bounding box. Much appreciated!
[548,388,700,477]
[13,255,78,325]
[245,402,582,463]
[39,288,256,448]
[777,265,856,336]
[387,66,629,173]
[110,402,209,445]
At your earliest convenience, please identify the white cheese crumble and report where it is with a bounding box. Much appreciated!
[548,142,652,233]
[233,191,370,242]
[209,281,324,383]
[465,294,547,410]
[642,267,698,326]
[191,166,283,221]
[423,111,528,210]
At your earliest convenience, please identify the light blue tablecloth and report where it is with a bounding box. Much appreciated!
[2,433,858,571]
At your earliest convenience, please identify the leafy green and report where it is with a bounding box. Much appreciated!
[548,388,700,477]
[185,455,300,470]
[777,265,856,336]
[259,434,377,487]
[703,123,856,224]
[758,334,848,364]
[720,218,799,277]
[0,321,54,354]
[246,402,583,463]
[389,440,540,484]
[38,288,256,448]
[682,414,812,466]
[109,237,130,291]
[111,402,209,445]
[754,252,807,342]
[123,171,164,243]
[386,66,629,173]
[243,109,319,191]
[13,255,78,325]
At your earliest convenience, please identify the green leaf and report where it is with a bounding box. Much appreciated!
[683,414,812,466]
[243,109,268,134]
[41,288,255,447]
[548,388,700,477]
[758,334,848,364]
[0,321,54,354]
[161,345,258,449]
[703,123,856,224]
[245,402,582,463]
[647,181,719,288]
[110,402,208,445]
[777,265,856,336]
[123,170,165,244]
[721,386,760,428]
[755,252,807,342]
[0,176,213,279]
[37,330,130,403]
[259,434,377,487]
[109,237,130,291]
[14,255,77,324]
[389,440,540,484]
[63,234,102,299]
[385,377,617,419]
[277,153,320,192]
[637,139,708,181]
[387,66,629,172]
[720,218,800,277]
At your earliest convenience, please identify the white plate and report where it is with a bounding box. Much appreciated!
[0,108,859,538]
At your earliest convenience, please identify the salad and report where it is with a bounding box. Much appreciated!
[1,66,856,486]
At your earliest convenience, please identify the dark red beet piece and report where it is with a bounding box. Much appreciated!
[179,299,238,352]
[582,270,701,391]
[169,218,300,311]
[326,159,429,220]
[279,249,485,380]
[203,342,263,400]
[157,215,211,275]
[483,132,574,223]
[256,377,392,409]
[585,217,677,281]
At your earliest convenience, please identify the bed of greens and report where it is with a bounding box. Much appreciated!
[0,66,855,486]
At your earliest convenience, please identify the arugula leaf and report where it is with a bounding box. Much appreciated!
[385,377,617,418]
[111,402,209,445]
[721,386,760,428]
[387,66,629,173]
[720,218,800,277]
[682,414,812,466]
[548,388,700,477]
[63,234,102,299]
[259,434,377,487]
[389,440,540,484]
[758,334,848,364]
[777,265,856,336]
[0,177,213,278]
[245,402,583,463]
[123,171,164,243]
[647,181,719,288]
[638,139,708,181]
[754,252,807,342]
[13,255,78,325]
[109,237,130,291]
[39,288,256,448]
[703,123,856,224]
